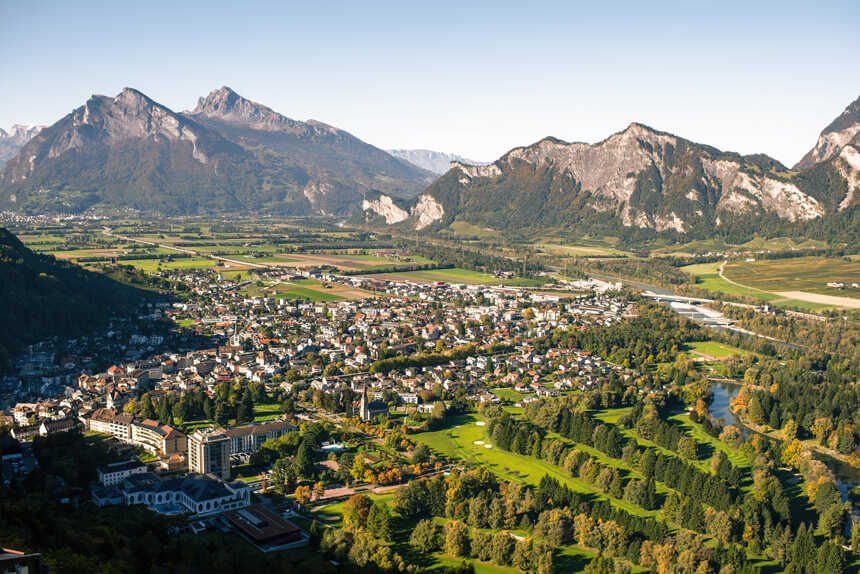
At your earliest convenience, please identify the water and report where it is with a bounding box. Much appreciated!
[709,382,860,507]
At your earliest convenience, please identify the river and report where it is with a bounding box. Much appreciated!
[709,381,860,514]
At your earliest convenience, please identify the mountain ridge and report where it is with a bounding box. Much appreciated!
[0,87,433,215]
[364,112,860,239]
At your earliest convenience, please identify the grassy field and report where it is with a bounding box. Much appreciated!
[724,256,860,298]
[490,388,528,402]
[446,221,501,238]
[228,254,299,264]
[121,257,218,272]
[770,299,834,311]
[274,286,346,302]
[684,341,749,359]
[657,236,827,256]
[681,262,780,300]
[413,414,663,520]
[390,267,543,287]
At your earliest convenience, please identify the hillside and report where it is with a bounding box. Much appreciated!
[0,87,433,215]
[0,228,154,371]
[364,104,860,242]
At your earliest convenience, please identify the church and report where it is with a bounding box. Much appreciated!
[358,386,389,422]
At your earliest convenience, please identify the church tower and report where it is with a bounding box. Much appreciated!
[359,386,369,420]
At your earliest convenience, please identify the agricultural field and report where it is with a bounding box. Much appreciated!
[378,267,543,287]
[115,257,221,273]
[445,221,502,238]
[657,236,827,256]
[723,256,860,299]
[535,242,628,257]
[681,262,780,300]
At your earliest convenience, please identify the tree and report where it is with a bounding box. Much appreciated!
[444,520,470,557]
[411,519,440,553]
[295,439,315,479]
[490,532,514,566]
[677,437,698,460]
[367,503,393,541]
[294,485,312,506]
[351,455,367,483]
[343,494,373,529]
[141,393,156,420]
[412,443,430,465]
[313,481,325,499]
[308,519,323,549]
[781,439,804,469]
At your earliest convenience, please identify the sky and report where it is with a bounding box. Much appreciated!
[1,0,858,167]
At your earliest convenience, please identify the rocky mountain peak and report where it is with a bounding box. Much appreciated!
[795,94,860,170]
[191,86,243,116]
[0,124,45,168]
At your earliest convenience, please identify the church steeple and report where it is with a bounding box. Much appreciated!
[359,386,369,420]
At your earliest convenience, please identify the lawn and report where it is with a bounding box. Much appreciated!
[490,388,528,402]
[413,414,663,520]
[684,341,749,359]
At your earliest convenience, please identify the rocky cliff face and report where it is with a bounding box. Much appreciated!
[366,114,858,235]
[0,124,44,168]
[795,96,860,170]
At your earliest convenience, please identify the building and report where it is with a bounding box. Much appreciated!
[0,548,42,574]
[98,460,147,486]
[188,429,231,480]
[130,419,187,456]
[86,408,134,440]
[38,417,76,436]
[358,386,388,422]
[86,410,185,457]
[122,472,250,516]
[222,420,297,455]
[222,504,306,552]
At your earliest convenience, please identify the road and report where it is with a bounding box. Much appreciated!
[101,227,269,269]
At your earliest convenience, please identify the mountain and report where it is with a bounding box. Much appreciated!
[0,124,44,168]
[387,149,484,175]
[0,227,154,371]
[0,87,433,215]
[795,95,860,170]
[364,117,860,239]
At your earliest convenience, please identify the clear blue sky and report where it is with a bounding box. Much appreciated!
[1,0,858,166]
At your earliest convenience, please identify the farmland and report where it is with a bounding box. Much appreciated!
[375,267,544,287]
[681,262,780,301]
[723,256,860,299]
